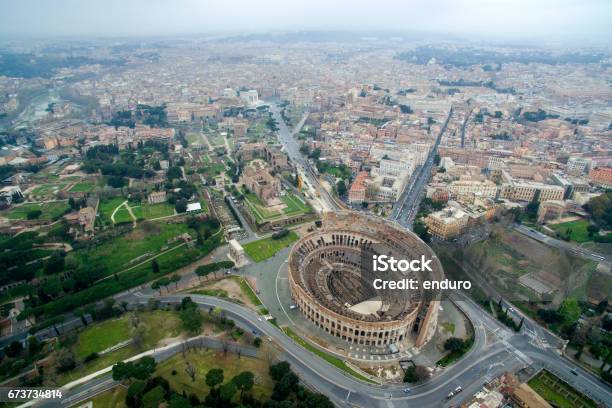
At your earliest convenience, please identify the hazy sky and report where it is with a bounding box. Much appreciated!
[0,0,610,44]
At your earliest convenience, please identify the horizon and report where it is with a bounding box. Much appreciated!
[0,0,611,47]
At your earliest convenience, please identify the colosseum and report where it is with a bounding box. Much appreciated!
[288,212,444,350]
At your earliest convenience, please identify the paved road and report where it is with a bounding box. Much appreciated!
[460,107,473,149]
[34,336,259,408]
[29,290,611,408]
[269,103,342,212]
[392,108,454,227]
[514,224,611,265]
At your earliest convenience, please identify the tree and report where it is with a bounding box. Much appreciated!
[232,371,255,400]
[56,348,76,372]
[413,219,430,243]
[336,180,347,196]
[27,209,42,219]
[180,307,203,334]
[170,273,181,289]
[219,381,238,402]
[272,371,299,401]
[151,259,160,274]
[206,368,224,388]
[132,323,147,350]
[584,191,612,229]
[4,340,23,358]
[269,361,291,381]
[175,199,188,213]
[112,356,156,382]
[403,366,419,383]
[185,361,196,382]
[142,385,165,408]
[151,280,163,295]
[558,299,581,330]
[444,337,465,353]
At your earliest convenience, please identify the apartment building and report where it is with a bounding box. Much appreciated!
[348,171,369,204]
[589,167,612,188]
[449,180,498,199]
[425,207,469,240]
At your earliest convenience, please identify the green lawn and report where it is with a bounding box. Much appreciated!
[67,223,192,276]
[30,182,69,196]
[550,220,592,243]
[133,203,175,220]
[69,182,96,193]
[58,311,182,385]
[281,193,312,215]
[243,193,280,222]
[112,206,134,224]
[74,318,130,360]
[243,231,299,262]
[1,201,69,220]
[283,327,375,383]
[98,197,127,223]
[528,370,596,408]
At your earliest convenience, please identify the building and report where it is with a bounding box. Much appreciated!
[566,157,591,176]
[241,160,281,206]
[186,202,202,212]
[425,207,469,240]
[78,206,96,234]
[148,191,167,204]
[288,212,442,351]
[237,143,290,170]
[589,167,612,188]
[0,185,22,206]
[228,239,248,267]
[365,174,407,202]
[239,90,259,106]
[449,180,498,199]
[537,200,565,224]
[500,179,565,203]
[511,383,552,408]
[348,171,369,204]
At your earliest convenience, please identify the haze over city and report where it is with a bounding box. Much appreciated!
[0,1,610,408]
[0,0,611,45]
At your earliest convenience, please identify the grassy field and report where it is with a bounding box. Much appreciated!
[281,193,312,215]
[74,318,130,360]
[156,349,274,401]
[132,203,175,220]
[243,231,299,262]
[98,197,127,223]
[67,223,192,276]
[112,206,134,224]
[283,327,375,383]
[550,219,592,243]
[30,181,70,196]
[59,311,183,385]
[244,193,280,222]
[232,277,263,306]
[0,201,69,220]
[69,181,96,193]
[528,370,596,408]
[190,288,229,298]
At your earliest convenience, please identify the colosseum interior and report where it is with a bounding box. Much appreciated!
[288,212,444,351]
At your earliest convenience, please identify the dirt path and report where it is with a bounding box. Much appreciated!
[110,200,137,227]
[223,135,235,162]
[201,131,214,152]
[125,203,137,227]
